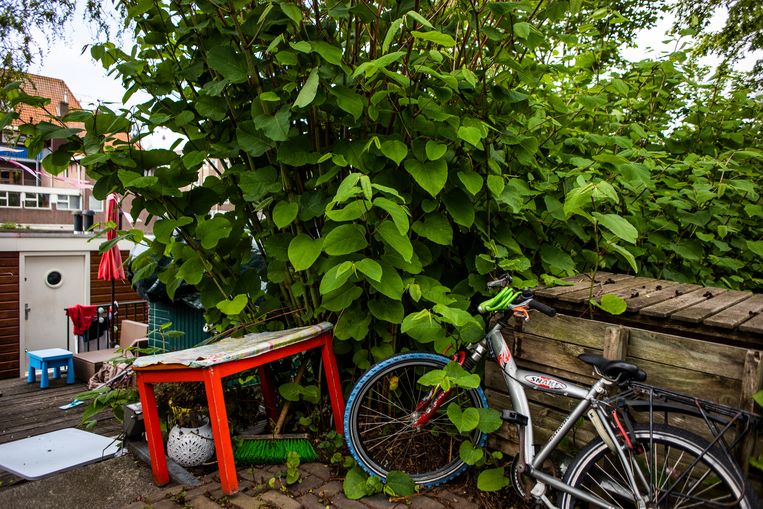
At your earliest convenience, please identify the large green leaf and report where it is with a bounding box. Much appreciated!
[376,220,413,261]
[254,108,291,141]
[593,212,638,244]
[311,41,343,65]
[324,224,368,255]
[197,216,232,249]
[293,67,320,109]
[272,200,299,228]
[319,261,354,294]
[458,170,483,195]
[368,298,405,324]
[380,140,408,166]
[477,468,510,492]
[404,158,448,197]
[331,87,363,120]
[216,294,248,315]
[356,258,383,282]
[443,189,475,227]
[288,233,324,271]
[411,30,456,47]
[373,197,409,234]
[412,214,453,245]
[207,46,248,83]
[368,262,404,299]
[425,141,447,160]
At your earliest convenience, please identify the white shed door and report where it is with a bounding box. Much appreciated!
[21,254,88,375]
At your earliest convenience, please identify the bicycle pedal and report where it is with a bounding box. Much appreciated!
[501,410,529,425]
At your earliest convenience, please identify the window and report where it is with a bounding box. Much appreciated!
[0,169,21,185]
[89,195,103,212]
[0,191,20,207]
[23,192,50,209]
[56,194,81,211]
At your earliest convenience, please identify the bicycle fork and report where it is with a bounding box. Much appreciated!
[412,343,489,430]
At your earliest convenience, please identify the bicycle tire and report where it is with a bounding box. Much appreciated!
[344,352,489,487]
[558,423,758,509]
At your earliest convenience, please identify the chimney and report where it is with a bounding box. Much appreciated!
[58,91,69,116]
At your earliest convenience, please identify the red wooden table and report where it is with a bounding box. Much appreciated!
[132,323,344,495]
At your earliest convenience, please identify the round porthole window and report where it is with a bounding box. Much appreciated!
[46,270,63,288]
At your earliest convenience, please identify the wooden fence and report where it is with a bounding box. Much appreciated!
[484,275,762,478]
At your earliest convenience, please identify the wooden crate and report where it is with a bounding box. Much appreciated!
[484,279,763,478]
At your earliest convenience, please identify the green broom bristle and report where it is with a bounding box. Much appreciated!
[234,438,318,464]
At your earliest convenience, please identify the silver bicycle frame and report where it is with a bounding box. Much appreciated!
[485,323,641,509]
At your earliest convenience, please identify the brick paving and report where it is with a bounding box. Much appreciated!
[124,463,482,509]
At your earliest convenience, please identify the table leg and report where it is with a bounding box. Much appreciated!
[40,361,49,389]
[203,367,238,495]
[27,363,35,384]
[258,365,279,426]
[321,338,345,435]
[53,365,61,380]
[66,356,75,384]
[136,376,170,486]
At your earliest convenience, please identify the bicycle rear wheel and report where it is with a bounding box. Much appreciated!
[344,352,488,487]
[558,423,757,509]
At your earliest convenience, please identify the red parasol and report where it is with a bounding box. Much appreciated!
[98,194,126,347]
[97,194,126,282]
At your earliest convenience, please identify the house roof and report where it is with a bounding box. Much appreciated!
[12,73,83,127]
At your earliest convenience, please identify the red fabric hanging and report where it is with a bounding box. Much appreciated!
[67,304,99,335]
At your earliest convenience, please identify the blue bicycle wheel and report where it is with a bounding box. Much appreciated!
[344,352,489,487]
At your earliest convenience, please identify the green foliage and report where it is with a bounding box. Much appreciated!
[6,0,763,450]
[751,390,763,472]
[343,467,383,500]
[477,467,510,492]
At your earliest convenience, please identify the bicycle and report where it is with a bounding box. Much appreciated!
[343,274,760,508]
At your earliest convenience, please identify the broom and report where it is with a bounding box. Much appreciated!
[234,362,318,464]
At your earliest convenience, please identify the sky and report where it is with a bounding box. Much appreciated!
[28,3,758,150]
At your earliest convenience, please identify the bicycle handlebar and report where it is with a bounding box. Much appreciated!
[529,299,557,317]
[477,281,557,317]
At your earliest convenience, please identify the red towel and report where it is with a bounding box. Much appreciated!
[67,305,98,336]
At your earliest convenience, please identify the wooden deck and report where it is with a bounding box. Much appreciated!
[535,272,763,348]
[0,375,122,488]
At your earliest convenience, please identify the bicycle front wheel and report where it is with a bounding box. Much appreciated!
[559,424,757,509]
[344,352,489,487]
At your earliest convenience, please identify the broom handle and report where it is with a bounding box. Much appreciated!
[272,361,307,435]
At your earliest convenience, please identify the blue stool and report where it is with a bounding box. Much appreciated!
[27,349,75,389]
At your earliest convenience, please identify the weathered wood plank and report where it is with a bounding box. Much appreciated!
[508,333,598,378]
[534,272,631,298]
[703,294,763,329]
[624,283,702,312]
[625,355,740,406]
[519,314,609,349]
[639,287,727,318]
[627,328,747,379]
[555,277,650,304]
[603,326,629,360]
[739,312,763,335]
[671,290,752,324]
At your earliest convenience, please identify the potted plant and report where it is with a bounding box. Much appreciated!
[154,382,215,467]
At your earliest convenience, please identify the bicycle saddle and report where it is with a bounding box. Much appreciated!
[578,353,647,383]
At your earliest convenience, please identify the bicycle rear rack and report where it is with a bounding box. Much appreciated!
[613,382,761,469]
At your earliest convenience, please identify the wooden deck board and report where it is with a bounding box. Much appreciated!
[739,312,763,335]
[556,277,653,304]
[534,272,632,298]
[703,294,763,330]
[0,376,123,488]
[624,283,701,312]
[671,290,753,324]
[640,287,727,318]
